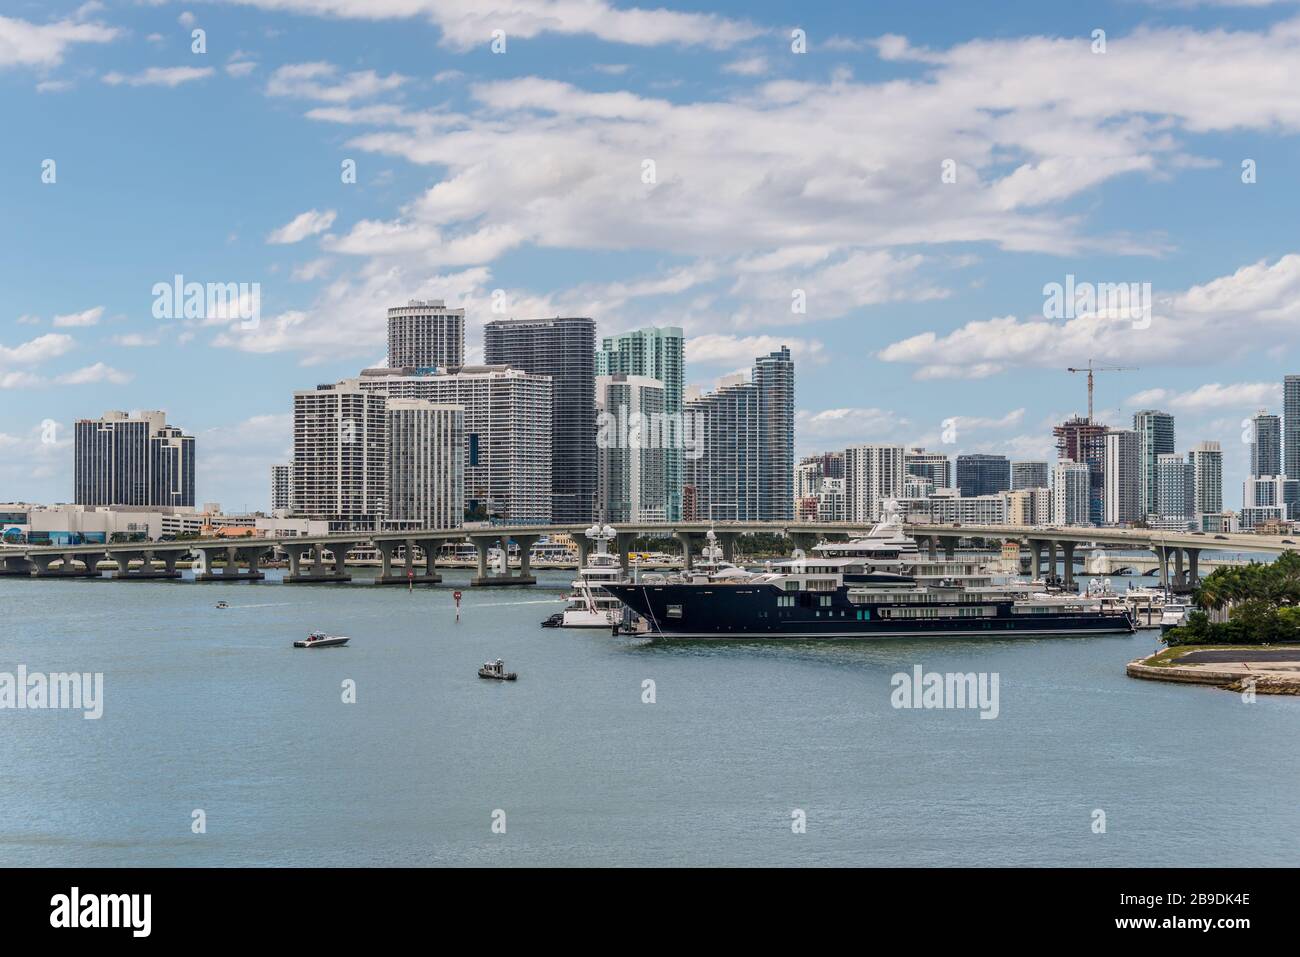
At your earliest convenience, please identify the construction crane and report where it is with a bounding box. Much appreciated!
[1066,360,1137,422]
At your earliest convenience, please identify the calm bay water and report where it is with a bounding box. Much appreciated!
[1,569,1296,867]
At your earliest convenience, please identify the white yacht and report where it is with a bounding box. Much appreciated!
[293,631,350,648]
[560,525,630,628]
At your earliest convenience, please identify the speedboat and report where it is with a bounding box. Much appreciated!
[1159,604,1189,634]
[293,631,350,648]
[215,601,229,609]
[478,658,517,680]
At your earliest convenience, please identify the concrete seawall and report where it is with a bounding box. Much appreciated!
[1127,654,1300,695]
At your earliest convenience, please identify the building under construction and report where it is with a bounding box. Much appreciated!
[1053,416,1108,526]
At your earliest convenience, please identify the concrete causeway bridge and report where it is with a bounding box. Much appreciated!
[0,521,1291,591]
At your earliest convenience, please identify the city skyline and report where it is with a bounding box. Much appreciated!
[4,1,1300,512]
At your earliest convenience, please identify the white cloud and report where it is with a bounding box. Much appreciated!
[267,209,337,245]
[722,55,768,76]
[102,66,215,87]
[0,15,118,70]
[267,62,406,102]
[52,306,104,328]
[224,0,762,51]
[56,362,131,385]
[879,254,1300,379]
[687,334,824,367]
[112,333,161,347]
[1125,382,1281,413]
[0,333,76,365]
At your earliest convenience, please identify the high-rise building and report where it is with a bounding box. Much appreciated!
[291,381,388,530]
[796,453,845,521]
[596,374,667,523]
[1189,441,1223,515]
[1243,474,1300,520]
[845,445,906,523]
[1011,460,1050,491]
[1285,375,1300,479]
[906,449,951,489]
[385,399,464,530]
[1102,429,1142,525]
[1054,416,1108,525]
[1052,460,1090,526]
[386,300,465,369]
[596,326,684,519]
[684,378,760,521]
[271,464,292,512]
[753,347,795,521]
[1250,409,1282,477]
[1132,410,1175,517]
[74,410,195,508]
[359,366,552,524]
[1155,452,1194,525]
[955,453,1011,498]
[1006,487,1052,526]
[484,317,596,523]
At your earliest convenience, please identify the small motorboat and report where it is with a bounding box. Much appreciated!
[540,612,564,628]
[293,631,350,648]
[478,658,517,681]
[1159,604,1189,635]
[215,601,229,609]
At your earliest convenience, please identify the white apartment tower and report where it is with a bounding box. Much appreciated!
[385,399,465,530]
[292,380,388,530]
[845,445,906,523]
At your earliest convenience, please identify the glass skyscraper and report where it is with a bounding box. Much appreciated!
[1251,409,1282,477]
[1285,375,1300,479]
[1133,409,1175,517]
[596,326,684,519]
[955,454,1011,497]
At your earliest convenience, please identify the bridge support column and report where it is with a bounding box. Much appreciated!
[674,531,700,570]
[1172,547,1188,593]
[470,534,536,586]
[940,536,958,561]
[1187,548,1201,589]
[194,544,266,581]
[1028,540,1044,579]
[575,536,592,568]
[788,532,819,556]
[288,542,354,583]
[0,555,33,576]
[1047,541,1059,584]
[1153,546,1170,591]
[615,532,638,574]
[1061,541,1077,591]
[30,552,103,577]
[110,548,181,579]
[716,532,740,565]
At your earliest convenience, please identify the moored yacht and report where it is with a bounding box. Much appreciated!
[603,503,1134,640]
[559,525,631,628]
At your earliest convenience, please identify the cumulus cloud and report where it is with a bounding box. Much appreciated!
[0,14,118,70]
[267,209,338,244]
[225,0,762,51]
[267,62,406,102]
[102,66,214,87]
[52,306,103,328]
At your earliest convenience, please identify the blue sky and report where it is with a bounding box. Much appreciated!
[4,0,1300,511]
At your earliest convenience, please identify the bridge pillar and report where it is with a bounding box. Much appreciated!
[110,548,181,579]
[288,541,354,583]
[282,541,311,579]
[469,534,536,586]
[1153,546,1170,590]
[674,531,700,570]
[612,532,637,575]
[788,532,819,555]
[1028,540,1044,579]
[0,554,33,576]
[575,536,592,568]
[1061,541,1077,591]
[1172,547,1187,593]
[940,536,958,561]
[1047,541,1059,584]
[1186,548,1201,588]
[515,535,540,582]
[30,552,102,577]
[194,544,266,581]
